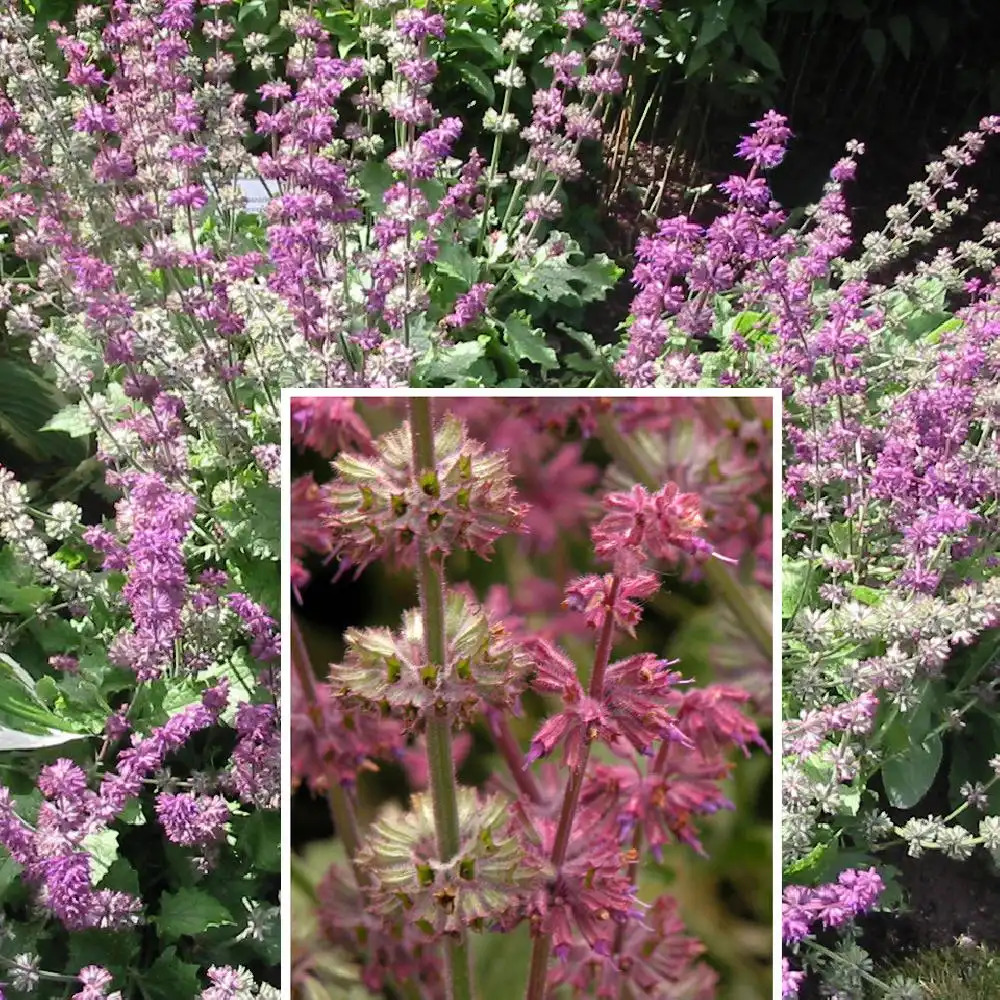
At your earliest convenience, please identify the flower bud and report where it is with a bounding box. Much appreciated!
[357,788,544,934]
[332,590,531,724]
[324,414,526,571]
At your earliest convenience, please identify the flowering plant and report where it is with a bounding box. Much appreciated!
[289,393,774,1000]
[0,442,282,1000]
[0,0,674,393]
[614,109,1000,995]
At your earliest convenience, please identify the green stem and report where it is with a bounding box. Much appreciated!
[806,941,890,991]
[476,61,516,261]
[408,397,474,1000]
[594,410,772,659]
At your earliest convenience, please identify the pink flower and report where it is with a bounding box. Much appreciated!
[289,398,373,458]
[523,641,691,764]
[591,482,716,575]
[676,685,770,757]
[563,572,659,635]
[526,819,637,958]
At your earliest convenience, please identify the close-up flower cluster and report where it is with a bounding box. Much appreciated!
[290,394,774,1000]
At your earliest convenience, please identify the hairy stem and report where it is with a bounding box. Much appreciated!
[409,397,474,1000]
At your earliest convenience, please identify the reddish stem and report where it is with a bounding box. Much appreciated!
[524,577,621,1000]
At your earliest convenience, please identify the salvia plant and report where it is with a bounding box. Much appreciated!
[289,394,774,1000]
[610,106,1000,996]
[0,0,659,392]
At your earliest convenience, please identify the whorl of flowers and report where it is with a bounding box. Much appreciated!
[591,482,718,576]
[782,866,884,943]
[549,895,717,999]
[314,867,444,992]
[356,788,544,934]
[331,589,531,725]
[523,638,691,767]
[0,683,228,931]
[323,413,527,571]
[85,472,196,682]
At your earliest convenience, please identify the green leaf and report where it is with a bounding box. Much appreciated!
[694,6,729,50]
[883,732,942,809]
[244,483,280,559]
[740,27,782,74]
[456,63,495,103]
[449,28,504,64]
[52,673,113,734]
[0,359,87,462]
[416,340,486,384]
[0,726,90,751]
[0,854,21,900]
[141,948,202,1000]
[861,27,886,67]
[35,675,58,707]
[887,14,912,59]
[839,784,862,817]
[235,810,281,873]
[356,160,393,209]
[237,0,267,22]
[881,688,945,810]
[68,928,140,980]
[783,840,833,882]
[435,243,480,288]
[157,887,235,940]
[510,235,620,307]
[781,557,818,620]
[915,5,949,53]
[847,584,882,606]
[837,0,868,19]
[503,313,557,369]
[82,829,119,885]
[949,711,1000,820]
[41,403,93,439]
[0,577,53,616]
[0,653,85,735]
[925,316,962,344]
[102,857,141,896]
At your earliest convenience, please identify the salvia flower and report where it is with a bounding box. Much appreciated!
[563,572,659,635]
[591,482,717,576]
[522,639,691,765]
[526,818,638,957]
[315,869,445,991]
[550,896,716,998]
[782,867,884,944]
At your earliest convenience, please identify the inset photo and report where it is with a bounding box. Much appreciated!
[283,392,777,1000]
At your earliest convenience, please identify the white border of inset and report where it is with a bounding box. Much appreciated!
[279,387,783,1000]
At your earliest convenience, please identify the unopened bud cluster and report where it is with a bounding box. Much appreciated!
[332,590,531,725]
[324,414,527,570]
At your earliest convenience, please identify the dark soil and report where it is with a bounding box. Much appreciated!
[860,766,1000,967]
